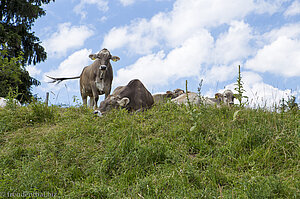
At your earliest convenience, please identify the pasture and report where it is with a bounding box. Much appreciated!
[0,100,299,198]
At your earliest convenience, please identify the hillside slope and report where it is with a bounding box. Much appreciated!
[0,102,299,198]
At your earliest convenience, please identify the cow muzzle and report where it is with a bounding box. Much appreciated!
[100,65,107,70]
[94,110,103,117]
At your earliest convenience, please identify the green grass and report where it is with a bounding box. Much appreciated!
[0,101,299,198]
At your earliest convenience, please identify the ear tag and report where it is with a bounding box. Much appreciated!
[111,56,120,62]
[91,57,96,60]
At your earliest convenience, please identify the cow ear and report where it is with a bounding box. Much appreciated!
[215,93,222,99]
[111,56,120,62]
[89,54,97,60]
[117,97,130,107]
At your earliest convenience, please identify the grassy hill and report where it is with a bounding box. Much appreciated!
[0,101,299,198]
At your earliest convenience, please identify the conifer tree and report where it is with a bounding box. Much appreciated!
[0,0,55,102]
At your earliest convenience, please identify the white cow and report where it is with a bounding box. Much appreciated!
[171,90,235,106]
[152,88,185,104]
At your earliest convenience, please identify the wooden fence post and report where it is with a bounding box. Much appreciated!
[45,92,49,106]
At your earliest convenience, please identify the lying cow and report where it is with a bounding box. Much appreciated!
[0,97,21,108]
[153,88,185,103]
[47,48,120,109]
[171,92,201,106]
[171,89,235,106]
[94,79,154,116]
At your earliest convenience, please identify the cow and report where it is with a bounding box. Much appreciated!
[94,79,154,116]
[171,89,235,107]
[47,48,120,109]
[171,92,201,106]
[0,97,21,108]
[217,90,235,106]
[153,88,185,104]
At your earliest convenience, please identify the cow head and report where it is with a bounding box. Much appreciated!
[94,95,130,116]
[89,48,120,71]
[89,48,120,92]
[215,90,235,106]
[223,90,235,106]
[165,89,184,99]
[214,93,223,104]
[173,89,184,98]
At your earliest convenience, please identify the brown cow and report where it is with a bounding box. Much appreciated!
[47,48,120,108]
[94,79,154,116]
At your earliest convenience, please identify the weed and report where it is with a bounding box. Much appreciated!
[234,65,248,107]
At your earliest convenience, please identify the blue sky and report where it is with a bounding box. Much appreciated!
[28,0,300,107]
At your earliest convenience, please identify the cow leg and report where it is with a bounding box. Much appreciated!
[104,85,112,99]
[89,97,94,107]
[82,95,88,106]
[91,87,99,109]
[93,95,99,109]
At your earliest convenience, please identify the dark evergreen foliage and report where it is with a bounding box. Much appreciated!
[0,0,55,102]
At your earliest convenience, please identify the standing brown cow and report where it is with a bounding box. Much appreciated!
[47,48,120,108]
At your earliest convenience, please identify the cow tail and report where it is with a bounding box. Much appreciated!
[46,75,80,84]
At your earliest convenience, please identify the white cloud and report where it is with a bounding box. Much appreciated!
[44,49,92,89]
[99,16,108,23]
[245,36,300,77]
[119,0,136,6]
[253,0,290,14]
[102,0,287,54]
[102,19,160,55]
[284,0,300,17]
[213,21,254,64]
[43,23,94,58]
[204,64,238,84]
[27,65,41,77]
[74,0,109,19]
[113,20,258,87]
[119,0,167,6]
[263,23,300,42]
[223,72,294,108]
[114,31,214,87]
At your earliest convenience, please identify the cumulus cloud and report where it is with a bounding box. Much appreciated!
[43,23,94,58]
[223,72,294,108]
[27,65,41,77]
[102,0,287,54]
[245,36,300,77]
[284,0,300,17]
[114,20,255,87]
[119,0,136,6]
[114,31,214,87]
[102,18,161,55]
[103,0,298,105]
[263,23,300,43]
[204,64,238,84]
[74,0,109,19]
[213,21,254,64]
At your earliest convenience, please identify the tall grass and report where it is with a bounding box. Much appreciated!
[0,101,299,198]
